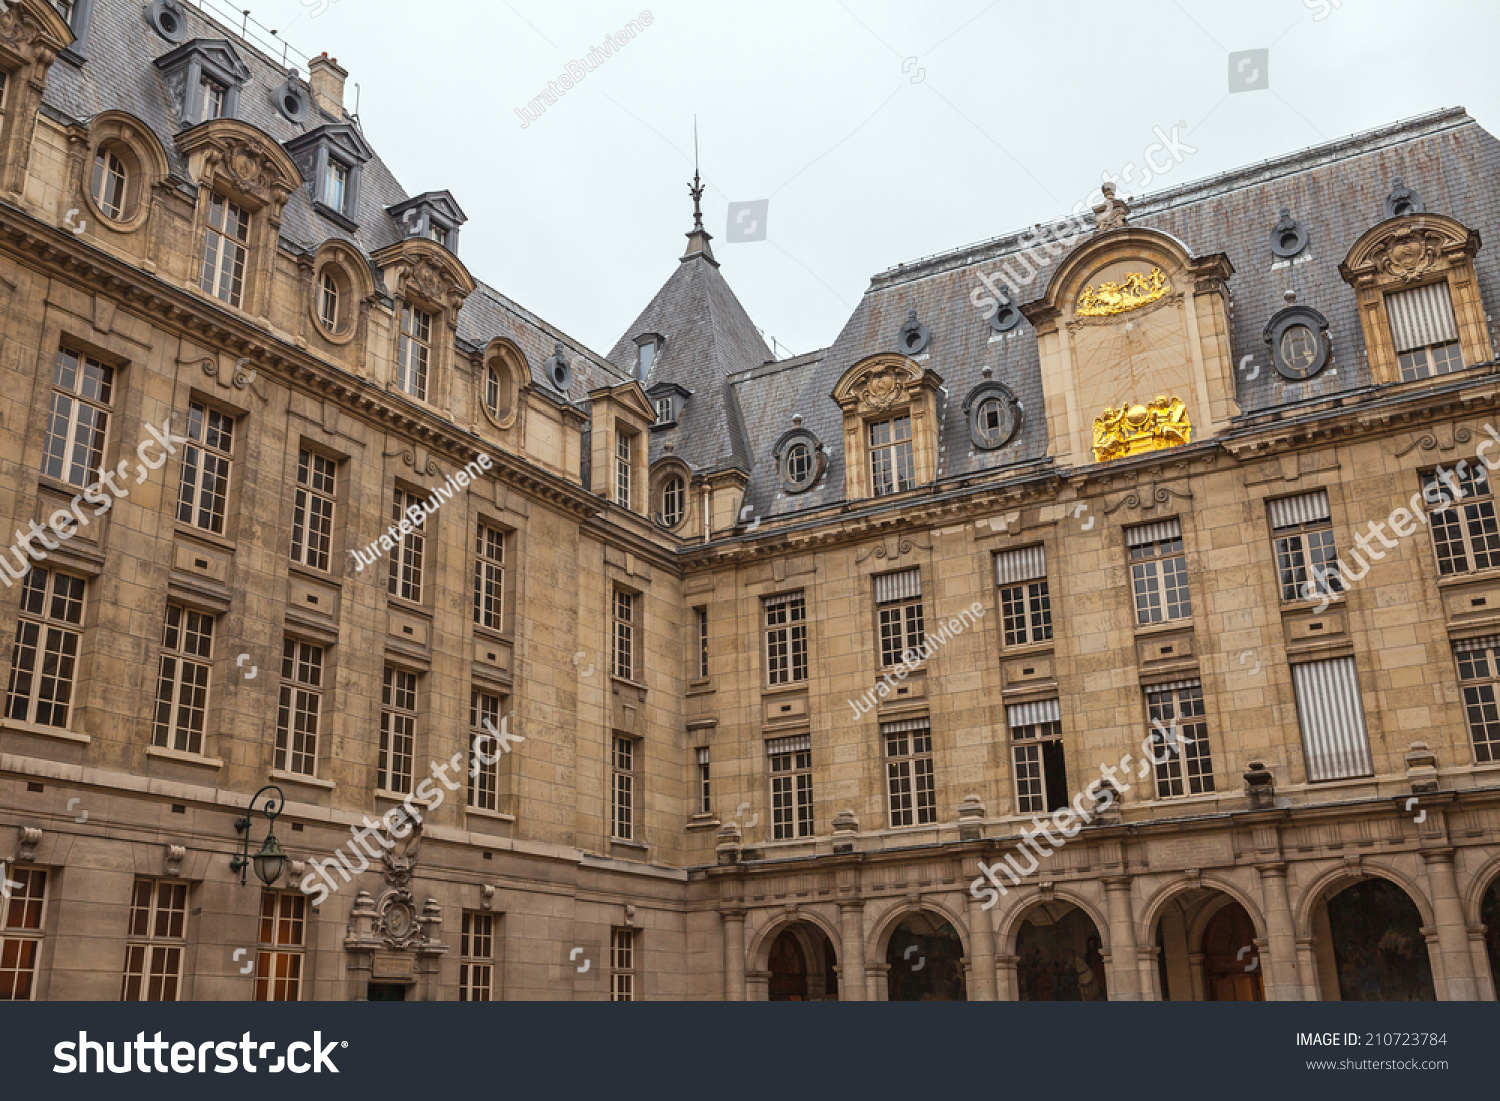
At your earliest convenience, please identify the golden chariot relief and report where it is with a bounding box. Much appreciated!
[1076,267,1169,317]
[1092,396,1192,462]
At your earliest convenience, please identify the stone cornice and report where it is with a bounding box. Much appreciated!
[0,204,604,521]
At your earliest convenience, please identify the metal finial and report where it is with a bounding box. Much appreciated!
[689,118,705,232]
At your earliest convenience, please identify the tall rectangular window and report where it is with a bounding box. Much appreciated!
[378,666,418,794]
[152,604,214,755]
[0,868,46,1001]
[884,718,936,827]
[1145,681,1214,798]
[1424,465,1500,575]
[254,892,305,1002]
[290,450,337,571]
[1127,520,1192,625]
[176,401,234,534]
[696,747,711,815]
[611,735,635,841]
[387,487,426,602]
[1388,282,1464,381]
[995,546,1052,646]
[468,688,502,812]
[91,150,127,220]
[612,590,635,680]
[200,77,226,120]
[396,305,432,401]
[694,606,709,680]
[609,928,636,1001]
[875,569,924,667]
[474,524,506,631]
[1007,700,1066,815]
[615,430,633,508]
[274,639,323,777]
[1269,491,1342,603]
[763,593,807,686]
[1292,657,1373,782]
[323,161,348,211]
[460,912,494,1001]
[121,879,187,1002]
[868,414,914,497]
[42,346,113,488]
[768,734,813,840]
[1455,641,1500,763]
[200,194,249,308]
[5,568,84,729]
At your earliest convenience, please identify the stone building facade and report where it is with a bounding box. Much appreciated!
[1,0,1499,1001]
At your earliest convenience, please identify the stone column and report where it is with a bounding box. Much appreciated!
[1421,849,1478,1001]
[1295,936,1321,1001]
[965,893,998,1001]
[1104,877,1141,1001]
[996,953,1019,1001]
[720,909,746,1002]
[837,901,866,1002]
[1255,862,1303,1000]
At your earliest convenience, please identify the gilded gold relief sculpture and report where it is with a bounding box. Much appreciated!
[1077,267,1168,317]
[1092,396,1192,462]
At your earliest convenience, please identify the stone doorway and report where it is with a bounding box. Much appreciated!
[766,924,838,1001]
[1014,903,1107,1001]
[885,912,967,1001]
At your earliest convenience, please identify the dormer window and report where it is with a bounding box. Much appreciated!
[200,194,249,308]
[655,396,673,424]
[318,270,340,331]
[90,149,126,220]
[869,414,915,496]
[286,124,373,230]
[645,382,689,430]
[388,192,468,256]
[154,40,250,126]
[397,306,432,401]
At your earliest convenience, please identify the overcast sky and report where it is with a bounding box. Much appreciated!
[208,0,1500,361]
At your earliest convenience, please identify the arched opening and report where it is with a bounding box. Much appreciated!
[1483,875,1500,996]
[1153,888,1264,1001]
[885,912,967,1001]
[1014,902,1107,1001]
[767,924,838,1001]
[1317,878,1435,1001]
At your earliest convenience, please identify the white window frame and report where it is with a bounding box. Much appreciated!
[768,735,813,840]
[387,487,426,603]
[868,413,915,497]
[1144,682,1214,799]
[1425,465,1500,575]
[474,524,505,631]
[1008,700,1065,815]
[460,911,495,1001]
[1127,522,1192,625]
[378,665,418,794]
[884,719,936,827]
[396,305,432,401]
[290,450,337,571]
[468,688,503,812]
[612,590,635,681]
[610,927,636,1001]
[615,430,633,509]
[200,193,249,308]
[42,346,113,488]
[176,400,235,535]
[611,734,635,841]
[763,593,807,686]
[90,148,127,220]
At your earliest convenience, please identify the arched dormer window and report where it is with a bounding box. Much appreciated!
[772,426,827,494]
[1338,212,1485,385]
[480,339,526,431]
[371,238,477,409]
[79,111,169,235]
[0,2,73,197]
[153,38,250,125]
[176,119,302,317]
[650,459,693,531]
[830,354,942,500]
[306,240,373,345]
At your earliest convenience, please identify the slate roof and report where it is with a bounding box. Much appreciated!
[45,0,630,405]
[607,248,770,475]
[726,107,1500,521]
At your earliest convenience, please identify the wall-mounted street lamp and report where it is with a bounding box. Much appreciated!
[230,785,288,888]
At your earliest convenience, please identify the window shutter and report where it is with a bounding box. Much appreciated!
[1125,519,1182,548]
[1454,635,1500,654]
[766,734,811,756]
[763,592,800,609]
[879,717,931,736]
[1143,677,1202,695]
[1386,282,1458,353]
[995,546,1047,585]
[874,568,921,604]
[696,747,710,765]
[1268,490,1332,532]
[1006,699,1061,728]
[1292,658,1373,782]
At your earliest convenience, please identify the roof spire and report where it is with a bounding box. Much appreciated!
[683,117,717,264]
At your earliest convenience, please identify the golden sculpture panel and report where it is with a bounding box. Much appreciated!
[1077,267,1169,317]
[1092,396,1192,462]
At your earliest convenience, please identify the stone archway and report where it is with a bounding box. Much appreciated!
[1480,875,1500,999]
[1013,901,1108,1001]
[884,912,967,1001]
[1317,878,1436,1001]
[1151,887,1264,1002]
[767,924,838,1001]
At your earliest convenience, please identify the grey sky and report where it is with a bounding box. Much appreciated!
[201,0,1500,360]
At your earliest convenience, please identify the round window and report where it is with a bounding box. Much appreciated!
[1279,325,1318,372]
[976,398,1008,446]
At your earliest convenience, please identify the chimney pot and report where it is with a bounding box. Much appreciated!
[308,53,348,117]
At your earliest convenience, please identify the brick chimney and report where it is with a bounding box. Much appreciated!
[308,53,347,117]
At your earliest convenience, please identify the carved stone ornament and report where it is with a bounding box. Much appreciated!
[1370,228,1444,284]
[1092,395,1192,463]
[1092,181,1130,233]
[372,823,427,950]
[0,4,47,51]
[858,367,907,413]
[406,259,447,303]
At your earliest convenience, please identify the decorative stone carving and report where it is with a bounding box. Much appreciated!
[1270,207,1308,259]
[1369,226,1445,284]
[1384,176,1424,218]
[366,823,428,950]
[957,795,985,841]
[715,822,742,865]
[896,309,930,355]
[1244,761,1276,810]
[1077,267,1168,317]
[831,808,859,853]
[164,844,187,877]
[17,827,41,862]
[858,366,907,413]
[1092,181,1130,233]
[1405,741,1439,795]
